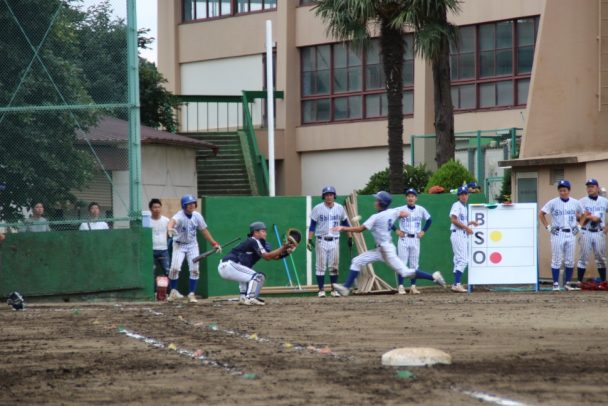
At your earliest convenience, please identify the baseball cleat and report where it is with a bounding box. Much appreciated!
[410,285,421,295]
[238,296,247,305]
[318,291,326,298]
[167,289,184,302]
[451,284,466,293]
[432,271,447,287]
[187,293,198,303]
[564,283,580,291]
[240,298,254,306]
[332,283,350,296]
[398,285,406,295]
[248,297,266,306]
[552,283,560,291]
[330,290,340,297]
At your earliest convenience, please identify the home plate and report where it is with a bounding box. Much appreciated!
[381,348,452,367]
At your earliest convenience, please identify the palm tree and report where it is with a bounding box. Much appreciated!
[396,0,460,166]
[313,0,460,192]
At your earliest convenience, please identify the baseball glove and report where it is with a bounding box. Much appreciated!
[285,228,302,248]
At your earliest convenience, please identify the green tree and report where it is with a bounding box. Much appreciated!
[424,159,474,192]
[394,0,460,166]
[75,0,177,131]
[0,0,96,222]
[358,164,432,194]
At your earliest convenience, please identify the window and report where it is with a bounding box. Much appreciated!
[299,0,315,5]
[301,37,414,124]
[183,0,276,21]
[450,16,539,110]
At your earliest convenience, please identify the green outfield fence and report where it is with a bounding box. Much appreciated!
[0,0,142,232]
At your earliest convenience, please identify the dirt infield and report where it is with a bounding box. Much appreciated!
[1,291,608,405]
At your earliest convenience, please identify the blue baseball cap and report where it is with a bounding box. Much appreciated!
[457,186,469,195]
[557,179,571,189]
[405,188,417,196]
[586,178,599,186]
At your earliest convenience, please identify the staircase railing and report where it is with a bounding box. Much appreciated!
[175,91,284,196]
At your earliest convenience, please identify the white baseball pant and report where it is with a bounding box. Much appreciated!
[350,242,415,278]
[551,230,576,269]
[397,236,420,269]
[450,230,468,273]
[577,230,606,268]
[315,238,339,276]
[169,242,199,280]
[218,260,265,298]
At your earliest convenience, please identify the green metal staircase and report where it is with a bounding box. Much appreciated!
[176,91,282,196]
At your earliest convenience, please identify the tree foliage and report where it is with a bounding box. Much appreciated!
[0,0,96,222]
[358,164,432,195]
[424,159,474,192]
[0,0,176,223]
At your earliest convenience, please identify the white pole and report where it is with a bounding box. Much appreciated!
[265,20,275,196]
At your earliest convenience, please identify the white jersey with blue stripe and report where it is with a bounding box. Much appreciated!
[172,210,207,245]
[396,205,430,234]
[310,202,348,237]
[449,201,468,231]
[579,195,608,230]
[541,197,583,229]
[363,209,401,245]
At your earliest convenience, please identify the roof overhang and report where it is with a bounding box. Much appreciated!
[499,152,608,168]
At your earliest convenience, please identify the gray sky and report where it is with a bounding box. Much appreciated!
[80,0,158,63]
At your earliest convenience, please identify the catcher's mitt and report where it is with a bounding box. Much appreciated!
[285,228,302,248]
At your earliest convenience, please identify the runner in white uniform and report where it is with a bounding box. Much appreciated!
[330,191,445,296]
[577,179,608,283]
[539,180,584,291]
[395,188,432,294]
[167,195,221,303]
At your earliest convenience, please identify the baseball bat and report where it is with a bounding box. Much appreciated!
[192,237,240,263]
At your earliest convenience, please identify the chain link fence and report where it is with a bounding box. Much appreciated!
[0,0,139,232]
[410,128,522,202]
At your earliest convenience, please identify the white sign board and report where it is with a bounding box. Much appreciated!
[468,203,538,287]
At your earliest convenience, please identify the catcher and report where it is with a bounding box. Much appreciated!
[217,222,298,305]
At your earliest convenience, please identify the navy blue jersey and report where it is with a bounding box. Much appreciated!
[222,237,272,268]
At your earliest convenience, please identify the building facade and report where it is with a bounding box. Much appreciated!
[159,0,543,197]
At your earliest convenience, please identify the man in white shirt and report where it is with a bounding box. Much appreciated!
[149,198,170,278]
[79,202,109,231]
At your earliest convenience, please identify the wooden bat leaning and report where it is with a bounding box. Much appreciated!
[192,237,241,263]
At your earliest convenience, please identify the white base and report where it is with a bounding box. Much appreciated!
[381,347,452,367]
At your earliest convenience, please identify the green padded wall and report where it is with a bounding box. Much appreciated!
[0,228,153,300]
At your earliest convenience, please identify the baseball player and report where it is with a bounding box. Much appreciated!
[576,179,608,283]
[449,186,479,293]
[539,180,584,291]
[394,188,432,295]
[167,195,221,303]
[331,191,446,296]
[307,186,352,298]
[218,222,294,306]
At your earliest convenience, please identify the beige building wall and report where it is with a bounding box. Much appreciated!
[158,0,546,197]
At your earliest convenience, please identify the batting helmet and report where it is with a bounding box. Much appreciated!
[181,194,197,209]
[321,186,337,198]
[249,221,267,233]
[457,186,469,195]
[373,191,392,208]
[7,291,24,311]
[557,180,571,190]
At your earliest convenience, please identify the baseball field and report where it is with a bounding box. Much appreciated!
[1,290,607,405]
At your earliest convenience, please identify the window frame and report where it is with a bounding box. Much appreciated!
[450,15,540,112]
[182,0,277,23]
[300,37,415,125]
